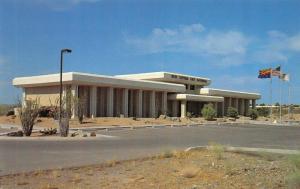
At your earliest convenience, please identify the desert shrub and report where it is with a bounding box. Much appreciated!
[227,107,238,118]
[77,96,87,124]
[186,111,192,118]
[6,110,14,116]
[248,108,259,120]
[0,104,15,116]
[210,143,225,160]
[19,100,39,136]
[38,106,56,117]
[201,103,216,120]
[50,90,73,137]
[257,107,270,117]
[159,150,174,158]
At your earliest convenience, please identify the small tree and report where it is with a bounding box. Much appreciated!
[248,108,258,120]
[201,103,216,120]
[257,107,270,117]
[227,107,238,118]
[19,99,39,136]
[75,94,87,124]
[50,89,73,137]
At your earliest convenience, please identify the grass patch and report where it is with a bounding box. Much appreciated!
[286,154,300,188]
[157,150,174,159]
[106,159,120,167]
[209,143,225,160]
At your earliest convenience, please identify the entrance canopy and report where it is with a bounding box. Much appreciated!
[168,94,224,102]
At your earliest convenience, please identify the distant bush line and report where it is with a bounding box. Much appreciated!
[0,104,16,116]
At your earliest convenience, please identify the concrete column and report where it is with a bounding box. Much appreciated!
[162,91,168,115]
[99,88,106,117]
[245,99,250,116]
[180,100,187,118]
[22,88,26,107]
[252,99,256,109]
[136,89,143,118]
[228,97,232,108]
[234,98,239,110]
[214,102,218,111]
[89,86,97,118]
[240,99,245,116]
[71,85,78,118]
[129,90,134,117]
[149,91,156,118]
[107,87,114,117]
[122,88,129,117]
[172,100,178,117]
[221,101,225,117]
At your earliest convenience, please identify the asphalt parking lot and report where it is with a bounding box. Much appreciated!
[0,123,300,175]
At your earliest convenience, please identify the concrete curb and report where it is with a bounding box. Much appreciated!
[0,134,119,141]
[185,145,300,155]
[1,121,299,137]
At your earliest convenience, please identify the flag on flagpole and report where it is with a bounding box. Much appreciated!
[258,68,271,78]
[280,73,290,81]
[272,66,281,77]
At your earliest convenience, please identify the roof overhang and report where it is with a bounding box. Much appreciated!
[116,72,211,86]
[168,94,224,102]
[13,72,186,92]
[200,88,261,99]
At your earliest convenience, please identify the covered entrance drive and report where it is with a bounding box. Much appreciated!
[167,94,224,118]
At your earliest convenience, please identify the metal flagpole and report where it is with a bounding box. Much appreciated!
[279,78,282,123]
[288,82,291,121]
[270,69,273,120]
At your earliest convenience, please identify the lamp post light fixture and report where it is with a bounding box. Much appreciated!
[59,48,72,126]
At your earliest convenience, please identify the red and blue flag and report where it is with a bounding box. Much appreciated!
[258,68,271,79]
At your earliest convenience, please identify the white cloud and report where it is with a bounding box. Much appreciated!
[287,34,300,51]
[126,24,249,56]
[254,50,288,64]
[125,23,250,67]
[30,0,100,11]
[253,30,300,64]
[212,75,261,92]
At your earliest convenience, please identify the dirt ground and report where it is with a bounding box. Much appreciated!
[0,115,209,129]
[0,149,294,189]
[0,113,299,130]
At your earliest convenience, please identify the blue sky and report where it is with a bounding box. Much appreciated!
[1,0,300,104]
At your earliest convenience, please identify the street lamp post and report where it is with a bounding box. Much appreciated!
[59,48,72,125]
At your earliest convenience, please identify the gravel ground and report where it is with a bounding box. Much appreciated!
[0,149,294,189]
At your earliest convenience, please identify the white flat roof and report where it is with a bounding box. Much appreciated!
[13,72,186,92]
[116,72,211,86]
[168,93,224,102]
[200,88,261,99]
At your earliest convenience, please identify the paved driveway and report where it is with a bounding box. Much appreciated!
[0,124,300,175]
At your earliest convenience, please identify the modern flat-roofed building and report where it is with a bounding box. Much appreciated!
[13,72,261,118]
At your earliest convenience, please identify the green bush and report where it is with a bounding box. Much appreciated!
[201,103,216,120]
[248,108,258,120]
[257,107,270,117]
[186,111,192,118]
[227,107,238,118]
